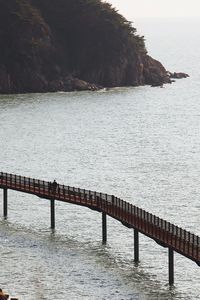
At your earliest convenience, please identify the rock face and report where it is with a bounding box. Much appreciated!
[142,55,172,86]
[168,72,189,79]
[0,0,186,94]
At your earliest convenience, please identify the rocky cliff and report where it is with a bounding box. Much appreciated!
[0,0,180,94]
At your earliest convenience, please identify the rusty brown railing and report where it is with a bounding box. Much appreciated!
[0,171,199,266]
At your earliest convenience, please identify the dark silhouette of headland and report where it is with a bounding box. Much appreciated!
[0,0,188,94]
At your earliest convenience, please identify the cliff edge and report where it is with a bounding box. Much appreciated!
[0,0,183,94]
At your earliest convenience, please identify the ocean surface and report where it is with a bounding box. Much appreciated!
[0,18,200,300]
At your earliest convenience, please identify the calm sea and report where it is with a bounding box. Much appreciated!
[0,18,200,300]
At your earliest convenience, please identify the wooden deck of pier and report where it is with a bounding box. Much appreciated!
[0,171,199,285]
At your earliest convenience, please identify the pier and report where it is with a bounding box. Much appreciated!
[0,171,199,285]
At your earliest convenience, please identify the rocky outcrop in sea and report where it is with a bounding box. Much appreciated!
[0,0,188,94]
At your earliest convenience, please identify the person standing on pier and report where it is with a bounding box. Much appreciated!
[52,179,58,194]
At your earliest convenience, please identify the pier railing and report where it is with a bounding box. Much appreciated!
[0,171,199,265]
[0,170,200,287]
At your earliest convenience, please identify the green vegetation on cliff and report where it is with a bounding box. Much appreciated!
[0,0,171,93]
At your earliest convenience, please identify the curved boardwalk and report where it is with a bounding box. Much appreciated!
[0,171,199,285]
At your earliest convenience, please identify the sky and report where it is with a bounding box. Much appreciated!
[106,0,200,19]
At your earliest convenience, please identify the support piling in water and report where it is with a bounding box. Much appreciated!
[102,212,107,244]
[50,199,55,229]
[134,229,139,262]
[3,188,8,218]
[169,248,174,285]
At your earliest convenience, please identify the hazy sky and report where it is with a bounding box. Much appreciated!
[106,0,200,19]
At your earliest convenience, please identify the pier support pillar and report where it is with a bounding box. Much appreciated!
[134,229,139,262]
[3,188,8,218]
[168,248,174,285]
[50,199,55,229]
[102,212,107,244]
